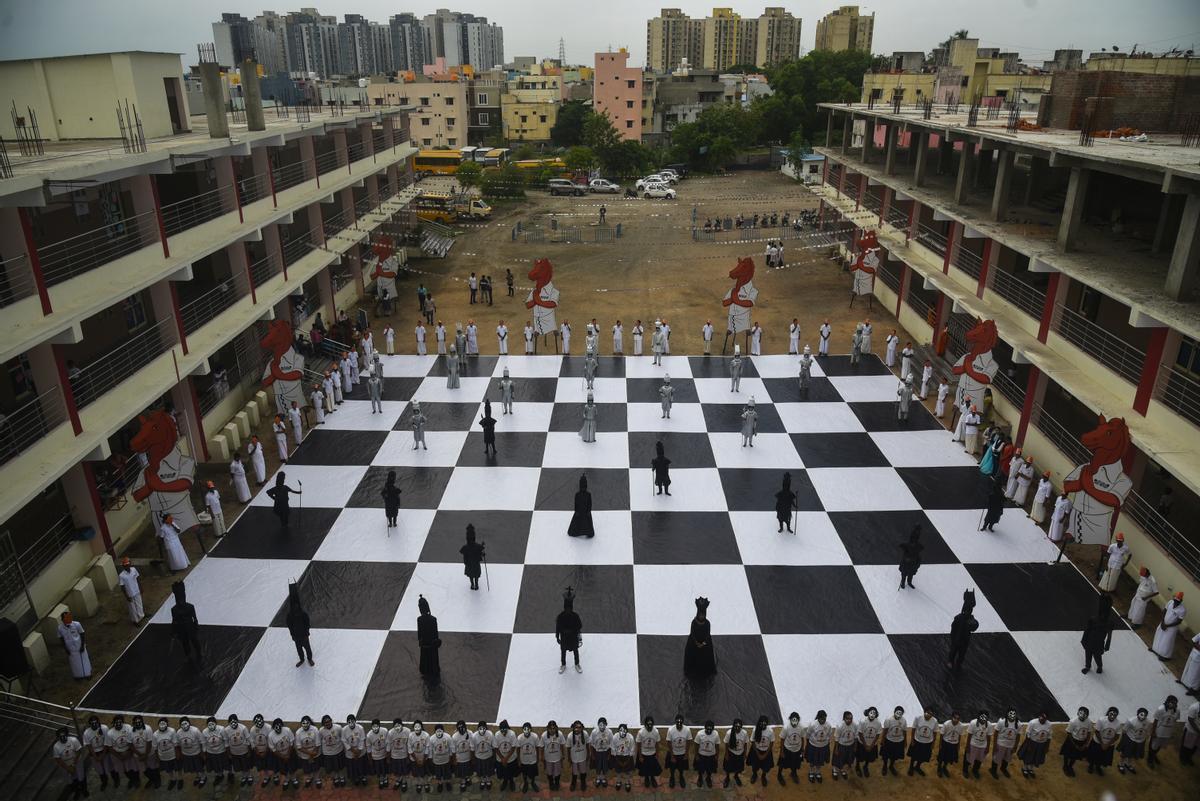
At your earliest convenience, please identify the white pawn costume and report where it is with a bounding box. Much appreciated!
[661,321,671,353]
[633,323,644,356]
[660,376,674,419]
[920,363,933,399]
[1030,473,1053,524]
[560,321,571,354]
[612,323,623,355]
[1180,634,1200,693]
[586,323,598,356]
[499,368,516,414]
[368,374,383,413]
[436,323,448,355]
[798,346,813,392]
[1152,596,1187,659]
[230,456,251,503]
[322,374,336,413]
[348,349,361,385]
[885,332,899,367]
[496,323,509,355]
[651,324,665,366]
[411,401,428,450]
[750,323,763,356]
[897,374,914,421]
[788,321,801,355]
[523,324,535,354]
[702,322,714,355]
[741,397,758,446]
[850,323,864,365]
[446,346,461,389]
[730,346,743,392]
[340,357,353,394]
[819,321,831,356]
[384,324,395,355]
[583,354,598,390]
[1127,570,1158,626]
[580,393,597,443]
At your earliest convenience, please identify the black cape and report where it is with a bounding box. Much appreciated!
[460,541,485,579]
[568,488,594,537]
[651,456,671,488]
[381,485,402,517]
[555,609,582,650]
[480,414,497,445]
[417,612,441,676]
[683,617,717,676]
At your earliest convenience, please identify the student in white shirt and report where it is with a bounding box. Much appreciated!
[451,721,475,791]
[589,718,613,788]
[964,711,994,778]
[747,716,775,786]
[664,716,692,789]
[832,711,857,780]
[1061,707,1092,777]
[175,718,205,788]
[1118,707,1151,773]
[777,712,804,784]
[567,721,589,791]
[936,712,964,778]
[721,718,748,787]
[541,720,567,790]
[127,716,154,790]
[1087,706,1122,777]
[408,721,431,792]
[516,722,541,793]
[200,716,227,789]
[693,721,720,787]
[317,715,344,789]
[472,721,496,790]
[386,719,411,791]
[225,714,253,787]
[880,705,908,776]
[247,714,270,788]
[804,711,832,784]
[267,718,297,789]
[153,718,180,790]
[427,724,453,793]
[635,717,662,788]
[1017,711,1052,778]
[908,707,939,776]
[53,726,86,797]
[611,723,635,791]
[341,714,368,787]
[855,706,882,777]
[294,716,320,788]
[493,720,518,792]
[1148,695,1180,768]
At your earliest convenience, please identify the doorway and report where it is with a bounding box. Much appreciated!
[163,78,186,134]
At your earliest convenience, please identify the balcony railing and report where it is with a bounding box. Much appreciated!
[314,148,344,176]
[281,233,316,267]
[952,244,983,279]
[862,189,883,215]
[885,204,909,232]
[906,290,932,322]
[0,385,68,467]
[37,210,159,288]
[94,454,145,508]
[347,141,367,163]
[1030,402,1091,466]
[332,270,354,292]
[248,251,281,288]
[180,281,240,334]
[991,370,1026,408]
[71,317,175,409]
[236,173,271,206]
[1052,306,1145,385]
[272,159,309,192]
[0,514,78,611]
[990,269,1046,320]
[322,205,356,240]
[0,252,37,309]
[1124,491,1200,583]
[1155,364,1200,428]
[913,222,949,259]
[160,184,234,237]
[878,262,901,292]
[372,132,388,154]
[197,331,264,415]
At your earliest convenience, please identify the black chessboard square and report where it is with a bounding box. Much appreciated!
[829,510,958,565]
[394,402,482,431]
[790,432,889,468]
[345,377,423,401]
[420,511,533,564]
[818,354,891,376]
[967,563,1119,632]
[627,432,716,469]
[514,565,636,634]
[548,403,628,432]
[745,566,882,634]
[536,468,630,510]
[358,631,511,722]
[719,468,823,512]
[688,356,760,379]
[83,624,264,715]
[286,429,388,465]
[637,635,779,724]
[485,376,559,403]
[213,506,341,560]
[427,356,499,377]
[890,632,1067,721]
[631,512,741,564]
[761,377,844,403]
[271,561,414,629]
[626,378,700,404]
[849,401,943,432]
[457,433,548,467]
[348,466,453,508]
[701,403,785,434]
[898,467,993,509]
[559,356,627,378]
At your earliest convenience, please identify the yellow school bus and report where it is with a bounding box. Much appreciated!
[414,149,463,175]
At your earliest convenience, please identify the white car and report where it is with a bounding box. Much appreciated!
[642,182,676,199]
[588,178,620,194]
[636,173,677,190]
[658,168,680,181]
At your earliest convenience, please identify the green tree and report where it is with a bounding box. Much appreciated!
[482,163,525,199]
[564,145,598,174]
[582,111,621,153]
[455,160,483,190]
[512,144,538,161]
[668,104,761,171]
[785,129,808,176]
[764,50,873,146]
[550,100,590,147]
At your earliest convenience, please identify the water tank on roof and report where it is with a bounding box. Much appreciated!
[358,78,369,88]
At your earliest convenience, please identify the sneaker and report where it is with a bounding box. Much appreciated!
[733,774,742,786]
[575,664,583,673]
[559,665,566,674]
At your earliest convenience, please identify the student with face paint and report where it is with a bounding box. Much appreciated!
[612,723,636,791]
[225,714,253,786]
[804,711,831,783]
[1149,695,1180,767]
[831,712,857,780]
[175,717,204,787]
[317,715,345,788]
[1119,707,1151,773]
[964,711,992,779]
[451,720,475,790]
[777,712,804,784]
[721,718,748,787]
[1060,707,1092,776]
[494,720,519,791]
[246,714,269,787]
[473,721,497,790]
[517,722,542,792]
[908,708,938,776]
[105,715,136,788]
[1088,707,1122,776]
[664,715,692,788]
[294,716,320,788]
[568,721,589,790]
[1180,700,1199,766]
[428,723,454,792]
[1017,712,1052,777]
[855,706,881,777]
[200,716,228,789]
[386,718,411,791]
[267,718,296,788]
[880,706,908,776]
[635,717,663,787]
[408,721,431,792]
[990,709,1019,778]
[935,712,963,778]
[747,715,775,786]
[692,721,720,788]
[53,726,87,800]
[127,715,156,789]
[542,720,568,790]
[342,714,368,787]
[589,717,614,788]
[153,718,179,790]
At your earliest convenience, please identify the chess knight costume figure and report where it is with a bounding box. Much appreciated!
[525,258,560,336]
[1063,416,1132,545]
[951,319,999,412]
[850,230,880,304]
[260,319,306,415]
[369,236,400,302]
[722,257,758,335]
[131,410,198,531]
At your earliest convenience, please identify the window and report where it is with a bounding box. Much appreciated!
[479,112,489,125]
[521,115,528,123]
[447,118,456,127]
[123,294,148,331]
[539,115,546,123]
[444,97,455,106]
[1176,336,1200,375]
[421,118,430,126]
[626,100,634,109]
[422,138,432,146]
[399,96,409,105]
[625,120,633,128]
[448,138,457,146]
[477,92,489,104]
[419,97,430,106]
[626,80,636,89]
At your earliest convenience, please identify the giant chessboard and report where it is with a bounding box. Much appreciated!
[83,353,1181,724]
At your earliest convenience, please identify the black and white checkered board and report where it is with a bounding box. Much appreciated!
[83,353,1180,725]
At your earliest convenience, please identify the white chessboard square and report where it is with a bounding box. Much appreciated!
[856,564,1007,634]
[524,511,634,564]
[693,377,771,404]
[250,465,368,509]
[764,634,921,721]
[869,431,978,468]
[626,403,709,432]
[806,467,920,512]
[371,431,469,467]
[149,558,303,626]
[313,507,436,562]
[709,433,805,469]
[393,562,524,633]
[492,355,564,377]
[554,377,627,404]
[541,432,632,469]
[751,354,826,378]
[773,403,866,433]
[376,354,439,377]
[924,509,1062,563]
[628,467,730,512]
[475,401,556,432]
[498,634,640,725]
[624,355,693,378]
[439,467,542,510]
[828,374,907,402]
[217,628,387,721]
[412,376,492,404]
[634,565,757,636]
[730,511,851,565]
[317,400,408,431]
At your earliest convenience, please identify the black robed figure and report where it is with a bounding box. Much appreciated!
[417,594,441,678]
[567,474,594,537]
[684,597,716,677]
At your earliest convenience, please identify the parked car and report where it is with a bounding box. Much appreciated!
[636,174,675,190]
[665,163,689,178]
[588,178,621,194]
[548,178,586,196]
[657,168,680,182]
[642,182,677,200]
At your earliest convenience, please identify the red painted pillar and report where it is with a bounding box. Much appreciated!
[17,208,52,315]
[1037,273,1062,343]
[976,238,994,299]
[942,221,956,274]
[895,262,908,318]
[267,162,278,208]
[933,293,947,336]
[52,344,83,435]
[150,176,170,258]
[81,461,114,555]
[187,376,211,461]
[1015,365,1042,447]
[169,282,189,355]
[232,179,244,223]
[244,242,257,304]
[1132,327,1168,416]
[906,201,918,242]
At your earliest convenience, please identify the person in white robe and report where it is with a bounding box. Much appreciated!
[935,378,950,418]
[348,349,361,385]
[818,320,831,356]
[559,321,571,355]
[384,324,395,355]
[1098,532,1131,592]
[1179,633,1200,694]
[632,321,644,356]
[272,415,289,461]
[900,343,915,381]
[1004,451,1025,499]
[322,373,336,413]
[230,454,251,503]
[118,557,144,624]
[1152,593,1187,659]
[750,323,763,356]
[952,397,971,443]
[885,330,899,367]
[523,324,535,355]
[57,612,91,679]
[702,321,714,355]
[1029,472,1053,524]
[788,319,800,354]
[361,331,375,362]
[159,514,190,572]
[434,323,447,355]
[861,319,873,354]
[330,365,344,403]
[466,321,479,355]
[496,322,509,355]
[612,321,623,355]
[203,481,225,537]
[247,436,267,484]
[1127,567,1159,627]
[1012,457,1035,505]
[919,361,934,399]
[661,320,672,354]
[310,385,325,424]
[415,324,427,356]
[288,402,303,443]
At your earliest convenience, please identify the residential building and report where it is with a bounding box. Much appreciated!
[390,12,428,72]
[860,39,1052,108]
[814,92,1200,633]
[1041,49,1083,72]
[422,9,504,70]
[468,71,504,144]
[337,14,378,76]
[719,71,774,107]
[282,9,341,78]
[1082,54,1200,77]
[404,76,469,148]
[813,5,874,53]
[642,66,726,145]
[701,8,756,73]
[753,7,802,67]
[648,7,798,71]
[213,12,286,74]
[501,73,562,143]
[646,8,705,73]
[593,51,643,141]
[0,51,417,644]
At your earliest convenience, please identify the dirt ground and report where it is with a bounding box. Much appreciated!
[36,171,1198,800]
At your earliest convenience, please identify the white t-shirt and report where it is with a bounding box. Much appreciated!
[269,728,295,757]
[83,725,108,755]
[177,727,203,757]
[780,722,804,752]
[940,721,964,745]
[294,726,320,760]
[666,726,692,756]
[834,723,857,747]
[387,727,411,759]
[54,737,83,766]
[1024,720,1052,743]
[725,729,749,755]
[967,721,993,748]
[202,726,227,755]
[472,730,495,760]
[857,718,882,746]
[154,728,178,761]
[883,716,908,743]
[567,733,589,763]
[319,725,344,756]
[694,730,719,757]
[611,732,635,757]
[225,724,250,756]
[368,729,390,760]
[805,723,831,748]
[589,728,613,752]
[428,733,452,765]
[541,731,566,762]
[517,733,540,764]
[912,716,938,744]
[636,727,661,756]
[751,727,775,753]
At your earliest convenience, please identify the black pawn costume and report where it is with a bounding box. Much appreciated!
[947,590,979,671]
[266,473,300,528]
[417,595,442,677]
[555,589,583,670]
[652,441,672,495]
[567,474,594,537]
[460,524,486,590]
[381,470,402,528]
[286,583,313,666]
[169,581,201,661]
[480,399,498,456]
[898,525,924,589]
[775,472,797,533]
[684,597,717,677]
[981,478,1005,531]
[1081,594,1114,674]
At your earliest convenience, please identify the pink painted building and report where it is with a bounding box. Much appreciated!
[593,50,642,141]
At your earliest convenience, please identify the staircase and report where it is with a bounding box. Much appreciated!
[420,230,455,258]
[0,702,70,800]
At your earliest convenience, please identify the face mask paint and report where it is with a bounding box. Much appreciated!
[159,722,168,732]
[180,721,190,731]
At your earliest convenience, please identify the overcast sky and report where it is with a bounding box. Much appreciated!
[2,0,1197,67]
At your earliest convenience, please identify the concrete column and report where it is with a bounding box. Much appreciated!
[1057,166,1091,252]
[913,131,929,187]
[360,121,375,158]
[884,124,898,175]
[1165,192,1200,301]
[991,149,1015,221]
[347,244,364,295]
[61,463,112,556]
[825,111,834,147]
[954,142,974,205]
[227,241,252,302]
[365,174,379,204]
[240,59,266,131]
[318,265,336,322]
[841,113,852,155]
[298,135,316,183]
[341,187,356,226]
[264,223,284,281]
[382,116,395,148]
[213,155,237,217]
[333,129,349,169]
[861,118,876,164]
[170,378,207,461]
[1152,194,1181,255]
[148,280,182,350]
[1023,156,1046,207]
[198,62,230,139]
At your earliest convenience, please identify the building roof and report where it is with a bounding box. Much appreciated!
[0,50,185,64]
